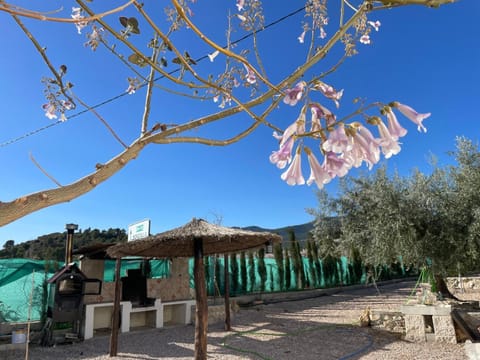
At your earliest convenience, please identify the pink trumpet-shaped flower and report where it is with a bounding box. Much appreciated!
[305,147,332,188]
[42,103,57,120]
[281,147,305,186]
[393,102,431,133]
[322,123,352,153]
[313,81,343,108]
[208,50,219,62]
[354,128,381,169]
[385,106,407,140]
[377,121,401,159]
[278,111,305,148]
[283,81,306,106]
[269,136,294,169]
[368,20,381,31]
[360,34,370,45]
[244,64,256,84]
[236,0,245,11]
[298,30,306,44]
[323,151,351,178]
[310,103,336,127]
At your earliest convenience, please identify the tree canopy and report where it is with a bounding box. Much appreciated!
[310,137,480,277]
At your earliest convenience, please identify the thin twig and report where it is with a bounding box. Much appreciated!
[72,94,129,149]
[11,13,76,108]
[0,0,135,23]
[141,34,160,136]
[29,153,63,187]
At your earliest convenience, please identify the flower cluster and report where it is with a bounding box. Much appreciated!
[42,100,73,122]
[71,7,88,35]
[270,81,431,188]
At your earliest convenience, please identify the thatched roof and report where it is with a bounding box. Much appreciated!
[106,218,281,258]
[73,243,115,259]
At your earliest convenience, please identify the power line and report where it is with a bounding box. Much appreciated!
[1,4,306,148]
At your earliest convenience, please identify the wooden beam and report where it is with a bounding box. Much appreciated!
[109,258,122,357]
[224,254,231,331]
[193,237,208,360]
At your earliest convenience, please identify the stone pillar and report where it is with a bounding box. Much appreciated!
[400,304,457,343]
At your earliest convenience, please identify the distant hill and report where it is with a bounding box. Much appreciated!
[0,222,315,261]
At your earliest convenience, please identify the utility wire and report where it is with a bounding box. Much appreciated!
[0,4,306,148]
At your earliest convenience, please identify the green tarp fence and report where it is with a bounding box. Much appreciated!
[0,258,170,324]
[190,256,359,296]
[1,257,406,325]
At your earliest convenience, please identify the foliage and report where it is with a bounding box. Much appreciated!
[273,242,285,291]
[0,0,454,227]
[310,137,480,279]
[257,248,267,292]
[230,253,239,294]
[248,251,255,292]
[0,228,127,261]
[240,252,247,294]
[288,230,305,289]
[306,238,317,287]
[284,249,292,290]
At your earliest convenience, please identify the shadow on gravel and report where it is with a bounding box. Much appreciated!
[2,280,418,359]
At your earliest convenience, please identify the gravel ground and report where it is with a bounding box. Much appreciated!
[1,280,469,359]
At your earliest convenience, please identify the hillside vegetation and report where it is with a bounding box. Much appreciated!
[0,222,314,261]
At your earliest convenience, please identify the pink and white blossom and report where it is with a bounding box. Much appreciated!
[367,20,381,31]
[208,50,219,62]
[345,127,380,169]
[385,106,407,140]
[42,103,57,120]
[313,81,343,108]
[323,151,352,178]
[269,136,294,169]
[236,0,245,11]
[360,34,371,45]
[377,121,401,159]
[298,30,306,44]
[393,102,431,133]
[310,103,336,127]
[305,148,332,188]
[71,7,88,35]
[281,148,305,186]
[319,27,327,39]
[283,81,306,106]
[244,64,256,84]
[322,124,352,153]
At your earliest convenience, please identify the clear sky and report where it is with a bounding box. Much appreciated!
[0,0,479,248]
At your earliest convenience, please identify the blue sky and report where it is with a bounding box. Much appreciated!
[0,1,479,248]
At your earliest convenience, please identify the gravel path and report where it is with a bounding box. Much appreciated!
[1,280,469,359]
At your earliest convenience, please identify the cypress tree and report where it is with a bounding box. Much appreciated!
[240,252,247,294]
[257,248,267,292]
[269,265,275,292]
[248,251,255,292]
[285,249,292,290]
[289,230,305,289]
[230,253,239,294]
[306,239,317,288]
[273,242,285,291]
[311,241,322,287]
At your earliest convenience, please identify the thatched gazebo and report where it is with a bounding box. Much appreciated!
[106,218,282,360]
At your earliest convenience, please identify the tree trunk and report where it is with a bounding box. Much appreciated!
[194,238,208,360]
[435,274,460,300]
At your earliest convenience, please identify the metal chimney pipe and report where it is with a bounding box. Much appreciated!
[65,224,78,264]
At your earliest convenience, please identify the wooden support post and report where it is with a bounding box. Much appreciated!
[224,254,231,331]
[109,258,122,357]
[193,237,208,360]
